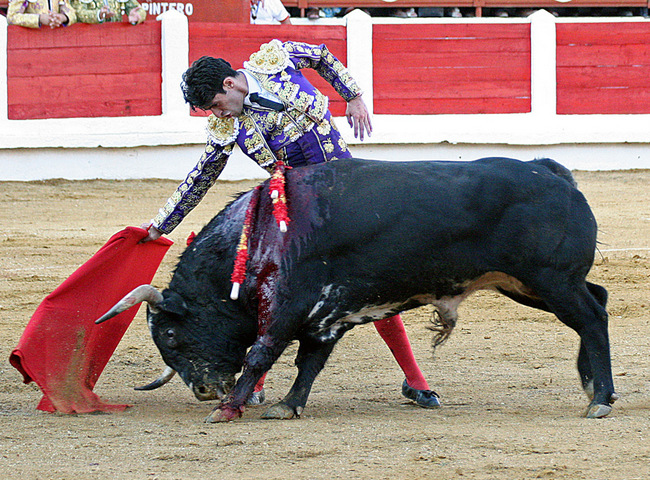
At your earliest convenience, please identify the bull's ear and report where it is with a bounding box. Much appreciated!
[159,291,189,317]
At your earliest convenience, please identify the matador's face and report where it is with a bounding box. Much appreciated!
[204,76,247,119]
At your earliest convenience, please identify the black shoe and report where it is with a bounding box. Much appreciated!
[246,389,265,406]
[401,379,441,408]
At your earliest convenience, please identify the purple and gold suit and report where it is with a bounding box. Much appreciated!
[153,40,363,234]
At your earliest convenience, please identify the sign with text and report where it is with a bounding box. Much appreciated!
[140,0,248,22]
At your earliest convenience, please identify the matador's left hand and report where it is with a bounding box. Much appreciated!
[345,96,372,141]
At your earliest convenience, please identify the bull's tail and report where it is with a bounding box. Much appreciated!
[530,158,577,188]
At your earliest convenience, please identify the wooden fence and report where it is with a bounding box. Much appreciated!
[6,22,162,119]
[557,21,650,113]
[4,15,650,120]
[372,23,531,114]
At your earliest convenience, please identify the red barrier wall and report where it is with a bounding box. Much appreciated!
[557,22,650,114]
[188,23,349,116]
[7,21,650,121]
[7,22,162,120]
[373,24,532,115]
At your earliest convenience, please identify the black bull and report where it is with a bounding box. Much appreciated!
[99,157,617,422]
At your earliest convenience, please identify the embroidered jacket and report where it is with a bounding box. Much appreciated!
[70,0,146,24]
[153,40,363,234]
[7,0,76,28]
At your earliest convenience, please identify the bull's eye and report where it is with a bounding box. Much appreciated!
[164,328,178,348]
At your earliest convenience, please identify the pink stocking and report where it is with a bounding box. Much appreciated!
[253,372,267,393]
[373,314,429,390]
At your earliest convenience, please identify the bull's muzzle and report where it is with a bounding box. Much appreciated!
[191,375,236,402]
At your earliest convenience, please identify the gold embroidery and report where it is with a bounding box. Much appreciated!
[323,139,335,153]
[248,73,329,124]
[239,114,279,169]
[257,150,277,169]
[206,115,239,146]
[317,121,332,136]
[249,109,281,131]
[278,81,300,103]
[241,116,264,153]
[244,39,291,75]
[312,92,329,120]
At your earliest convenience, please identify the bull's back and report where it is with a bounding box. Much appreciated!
[288,157,575,240]
[284,157,596,280]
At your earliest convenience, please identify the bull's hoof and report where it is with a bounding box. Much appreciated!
[204,405,243,423]
[402,379,441,408]
[260,403,302,420]
[585,403,612,419]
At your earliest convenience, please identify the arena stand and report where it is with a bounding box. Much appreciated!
[282,0,649,17]
[2,0,647,18]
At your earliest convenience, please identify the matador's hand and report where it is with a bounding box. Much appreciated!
[345,96,372,142]
[139,223,162,243]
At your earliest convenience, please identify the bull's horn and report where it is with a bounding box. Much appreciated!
[134,366,176,391]
[96,284,164,324]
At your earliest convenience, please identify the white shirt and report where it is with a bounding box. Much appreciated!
[250,0,290,24]
[241,70,284,107]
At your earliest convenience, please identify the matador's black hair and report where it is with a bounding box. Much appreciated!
[180,56,238,110]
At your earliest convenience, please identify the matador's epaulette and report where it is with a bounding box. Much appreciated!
[206,115,239,146]
[244,39,292,75]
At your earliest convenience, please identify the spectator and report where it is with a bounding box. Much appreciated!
[71,0,145,25]
[417,6,459,17]
[389,7,417,17]
[304,6,342,19]
[320,7,341,17]
[250,0,290,24]
[7,0,76,28]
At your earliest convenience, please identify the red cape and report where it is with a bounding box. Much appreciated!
[9,227,173,414]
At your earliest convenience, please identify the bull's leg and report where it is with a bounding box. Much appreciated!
[205,335,291,423]
[577,341,594,397]
[535,279,616,418]
[261,338,336,420]
[577,282,611,402]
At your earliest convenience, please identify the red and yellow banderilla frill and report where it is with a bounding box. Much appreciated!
[269,160,291,232]
[230,161,292,300]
